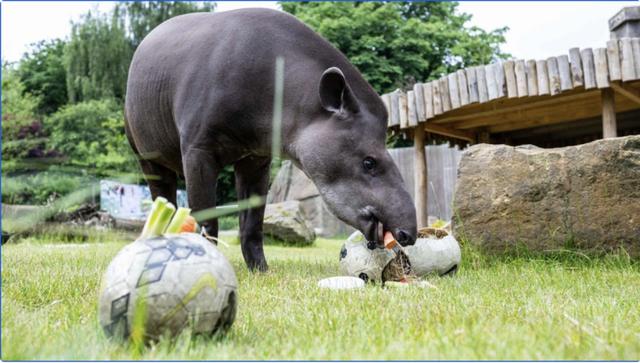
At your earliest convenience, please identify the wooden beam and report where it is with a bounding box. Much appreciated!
[601,88,617,138]
[610,82,640,104]
[486,94,639,133]
[413,130,428,228]
[424,123,475,142]
[435,90,598,126]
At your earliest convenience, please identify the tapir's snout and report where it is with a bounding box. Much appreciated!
[394,228,416,246]
[360,190,417,248]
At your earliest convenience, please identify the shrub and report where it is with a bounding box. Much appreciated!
[44,99,138,176]
[1,172,97,205]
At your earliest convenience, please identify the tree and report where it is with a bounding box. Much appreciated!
[64,2,214,105]
[114,2,215,49]
[65,11,132,104]
[281,2,509,94]
[1,64,51,173]
[18,39,68,115]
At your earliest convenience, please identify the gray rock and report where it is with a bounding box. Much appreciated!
[453,135,640,256]
[268,161,354,237]
[263,201,316,245]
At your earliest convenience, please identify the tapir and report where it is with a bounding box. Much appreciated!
[124,8,417,271]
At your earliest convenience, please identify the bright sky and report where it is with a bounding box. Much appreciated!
[1,1,634,63]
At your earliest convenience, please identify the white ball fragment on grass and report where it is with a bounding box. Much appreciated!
[318,276,365,290]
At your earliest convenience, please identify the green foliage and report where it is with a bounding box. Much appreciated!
[2,65,41,139]
[282,2,509,94]
[218,215,239,231]
[65,12,132,103]
[18,39,68,115]
[114,2,215,48]
[1,64,53,173]
[217,165,237,206]
[1,172,95,205]
[44,99,137,175]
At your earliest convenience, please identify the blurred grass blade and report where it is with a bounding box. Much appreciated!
[271,56,285,162]
[191,195,265,222]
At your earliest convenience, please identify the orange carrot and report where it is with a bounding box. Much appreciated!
[180,216,197,233]
[383,231,397,250]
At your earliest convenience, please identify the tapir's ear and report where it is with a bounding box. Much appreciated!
[319,67,360,114]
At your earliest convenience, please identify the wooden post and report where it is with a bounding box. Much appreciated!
[557,55,572,91]
[432,81,443,115]
[485,64,498,100]
[495,62,507,98]
[606,40,622,81]
[413,130,428,228]
[504,60,518,98]
[620,38,636,81]
[448,73,461,109]
[593,48,610,88]
[601,88,617,138]
[413,83,426,122]
[439,77,452,112]
[381,94,391,126]
[536,59,550,95]
[514,60,528,97]
[457,69,470,106]
[423,82,434,118]
[581,48,597,89]
[525,60,538,96]
[546,57,561,95]
[476,66,489,103]
[407,90,418,127]
[569,48,585,87]
[466,67,479,103]
[399,92,408,129]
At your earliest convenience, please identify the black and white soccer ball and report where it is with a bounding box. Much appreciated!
[339,231,395,283]
[98,233,238,342]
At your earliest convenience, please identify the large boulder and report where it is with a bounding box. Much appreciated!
[263,201,316,245]
[453,135,640,256]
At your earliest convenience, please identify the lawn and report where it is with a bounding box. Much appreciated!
[2,231,639,360]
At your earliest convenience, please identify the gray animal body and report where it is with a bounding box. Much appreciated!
[125,9,416,271]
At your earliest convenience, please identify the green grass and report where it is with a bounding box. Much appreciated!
[2,232,639,360]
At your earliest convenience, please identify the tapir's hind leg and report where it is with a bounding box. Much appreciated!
[234,155,270,272]
[125,119,178,205]
[138,159,178,206]
[182,148,220,239]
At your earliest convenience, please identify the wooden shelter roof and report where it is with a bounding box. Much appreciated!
[381,37,640,144]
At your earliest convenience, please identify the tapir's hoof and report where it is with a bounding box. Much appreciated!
[248,260,269,273]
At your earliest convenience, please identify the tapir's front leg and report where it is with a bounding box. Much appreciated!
[234,155,270,272]
[182,148,220,238]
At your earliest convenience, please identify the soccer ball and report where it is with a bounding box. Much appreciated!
[98,233,238,342]
[404,235,461,276]
[339,231,395,283]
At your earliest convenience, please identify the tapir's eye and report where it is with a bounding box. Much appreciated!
[363,157,377,171]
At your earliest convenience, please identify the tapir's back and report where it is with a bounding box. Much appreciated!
[125,8,382,171]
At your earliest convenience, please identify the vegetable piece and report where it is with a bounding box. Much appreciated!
[140,197,176,238]
[165,207,192,234]
[141,197,167,238]
[383,231,397,249]
[180,216,198,233]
